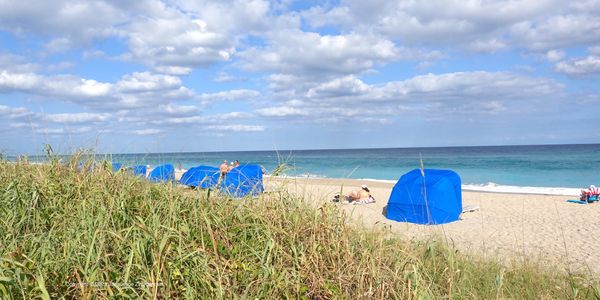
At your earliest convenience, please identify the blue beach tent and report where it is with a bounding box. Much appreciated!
[221,164,264,197]
[148,164,175,182]
[386,169,462,225]
[180,166,220,189]
[112,162,122,172]
[131,165,148,177]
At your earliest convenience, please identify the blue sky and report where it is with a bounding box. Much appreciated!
[1,0,600,155]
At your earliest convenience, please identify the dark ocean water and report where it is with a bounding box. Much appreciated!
[15,144,600,193]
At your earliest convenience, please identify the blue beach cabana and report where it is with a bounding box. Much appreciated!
[180,165,220,189]
[112,162,123,172]
[221,164,264,197]
[386,169,462,225]
[148,164,175,182]
[130,165,148,177]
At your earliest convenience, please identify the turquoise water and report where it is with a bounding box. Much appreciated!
[15,144,600,190]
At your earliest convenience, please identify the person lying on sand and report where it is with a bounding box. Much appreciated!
[333,184,375,204]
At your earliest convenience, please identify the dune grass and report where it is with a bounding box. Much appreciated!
[0,156,599,299]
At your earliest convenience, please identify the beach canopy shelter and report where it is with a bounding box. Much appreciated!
[180,165,220,189]
[148,164,175,182]
[112,162,122,172]
[131,165,147,177]
[386,169,462,225]
[221,164,264,197]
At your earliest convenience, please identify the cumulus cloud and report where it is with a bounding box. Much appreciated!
[510,14,600,51]
[132,128,163,135]
[255,106,309,117]
[43,112,111,123]
[206,124,265,132]
[198,89,260,103]
[301,0,600,53]
[0,0,125,46]
[39,126,93,135]
[555,56,600,75]
[256,71,565,123]
[124,16,235,74]
[213,72,246,83]
[238,30,399,77]
[545,50,566,62]
[0,105,31,118]
[115,72,182,93]
[0,69,198,109]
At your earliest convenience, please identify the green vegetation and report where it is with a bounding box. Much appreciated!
[0,157,598,299]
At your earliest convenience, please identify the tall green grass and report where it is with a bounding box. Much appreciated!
[0,157,598,299]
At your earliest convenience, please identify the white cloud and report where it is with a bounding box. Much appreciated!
[206,124,265,132]
[306,76,370,98]
[555,56,600,75]
[37,126,93,135]
[157,104,199,116]
[132,128,163,135]
[301,0,600,53]
[47,61,75,72]
[124,15,234,74]
[198,89,260,103]
[0,0,124,45]
[115,72,182,93]
[467,39,508,53]
[44,112,110,123]
[510,14,600,51]
[0,71,42,91]
[174,0,275,34]
[238,31,399,77]
[255,106,309,117]
[0,69,197,109]
[0,105,31,118]
[257,71,565,123]
[213,72,246,83]
[545,50,566,62]
[589,46,600,55]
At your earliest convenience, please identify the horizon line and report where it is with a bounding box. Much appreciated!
[7,142,600,157]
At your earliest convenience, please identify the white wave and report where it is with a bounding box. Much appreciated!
[462,182,580,196]
[264,173,328,179]
[358,178,398,184]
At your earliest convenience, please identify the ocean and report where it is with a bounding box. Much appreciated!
[14,144,600,195]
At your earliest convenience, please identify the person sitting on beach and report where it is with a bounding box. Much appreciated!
[234,160,240,168]
[581,185,599,202]
[220,160,229,177]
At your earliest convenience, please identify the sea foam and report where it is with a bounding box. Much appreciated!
[461,182,580,196]
[359,178,580,196]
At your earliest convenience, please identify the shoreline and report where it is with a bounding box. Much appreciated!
[264,175,582,196]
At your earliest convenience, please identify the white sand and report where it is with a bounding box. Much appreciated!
[265,176,600,275]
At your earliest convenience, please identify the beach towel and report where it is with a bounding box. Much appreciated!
[352,196,376,205]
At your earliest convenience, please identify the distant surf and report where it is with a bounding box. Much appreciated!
[359,178,580,196]
[461,182,580,196]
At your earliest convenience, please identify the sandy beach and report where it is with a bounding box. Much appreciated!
[264,176,600,275]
